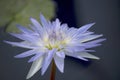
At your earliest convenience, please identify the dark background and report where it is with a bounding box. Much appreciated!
[0,0,120,80]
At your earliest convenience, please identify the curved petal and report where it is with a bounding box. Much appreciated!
[56,52,65,58]
[14,50,36,58]
[41,49,56,75]
[30,17,43,36]
[79,52,100,59]
[71,23,95,39]
[78,23,95,33]
[9,33,38,42]
[26,56,44,79]
[84,38,106,44]
[65,46,85,53]
[40,14,48,27]
[61,23,69,32]
[4,41,35,49]
[84,44,102,48]
[28,52,44,63]
[80,34,103,43]
[16,24,33,34]
[30,17,42,29]
[54,19,61,31]
[65,51,88,61]
[54,52,65,73]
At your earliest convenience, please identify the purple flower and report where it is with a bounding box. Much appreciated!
[5,14,105,79]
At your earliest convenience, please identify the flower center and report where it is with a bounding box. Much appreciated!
[43,30,70,50]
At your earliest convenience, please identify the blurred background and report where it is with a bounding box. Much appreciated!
[0,0,120,80]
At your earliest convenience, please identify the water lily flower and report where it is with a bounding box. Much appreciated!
[5,14,105,79]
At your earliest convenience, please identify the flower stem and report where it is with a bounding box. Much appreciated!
[50,60,56,80]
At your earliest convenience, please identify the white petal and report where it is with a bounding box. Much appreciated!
[41,49,56,75]
[30,18,43,34]
[26,56,44,79]
[56,52,65,58]
[28,52,44,62]
[30,18,42,28]
[77,56,88,61]
[40,14,48,27]
[4,41,35,49]
[65,46,85,53]
[65,52,88,61]
[16,24,33,34]
[61,23,69,32]
[14,50,36,58]
[84,44,102,48]
[78,23,95,33]
[55,19,60,30]
[54,52,65,73]
[9,33,37,42]
[79,52,100,59]
[80,34,103,43]
[84,38,106,45]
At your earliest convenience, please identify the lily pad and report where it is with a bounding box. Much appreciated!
[0,0,56,32]
[0,0,28,27]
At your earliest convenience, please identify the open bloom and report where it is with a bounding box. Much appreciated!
[5,14,105,79]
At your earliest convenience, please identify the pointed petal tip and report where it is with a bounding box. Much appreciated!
[30,17,35,21]
[3,40,7,43]
[28,56,36,63]
[14,55,19,58]
[3,40,12,45]
[61,70,64,73]
[92,57,100,60]
[26,70,32,79]
[91,22,96,25]
[40,14,45,20]
[40,13,44,18]
[26,76,30,80]
[99,38,106,42]
[85,22,96,27]
[30,17,39,23]
[41,70,45,76]
[28,57,36,63]
[15,24,20,28]
[89,55,100,60]
[3,40,8,43]
[96,57,100,60]
[16,24,22,28]
[98,34,103,37]
[26,73,34,79]
[103,38,107,41]
[78,56,89,61]
[40,13,48,24]
[79,52,100,60]
[85,22,96,28]
[28,59,33,63]
[14,54,26,59]
[26,57,43,79]
[14,55,27,59]
[86,57,100,60]
[83,58,89,61]
[26,74,32,80]
[78,22,96,33]
[85,50,96,52]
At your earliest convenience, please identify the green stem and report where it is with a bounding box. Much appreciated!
[50,60,56,80]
